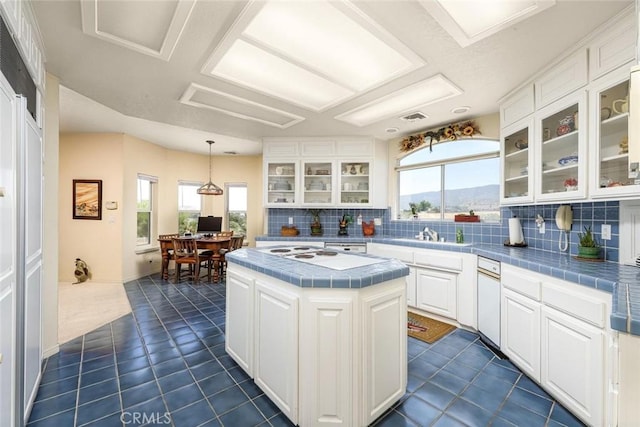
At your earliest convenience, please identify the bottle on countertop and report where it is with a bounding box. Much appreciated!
[357,213,363,225]
[456,228,464,243]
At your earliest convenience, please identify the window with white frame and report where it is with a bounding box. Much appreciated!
[226,183,247,237]
[137,175,157,246]
[396,139,500,221]
[178,181,202,234]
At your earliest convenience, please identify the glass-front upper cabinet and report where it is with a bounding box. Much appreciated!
[265,161,297,206]
[589,67,636,198]
[338,161,371,205]
[535,91,587,202]
[302,161,334,205]
[501,118,534,205]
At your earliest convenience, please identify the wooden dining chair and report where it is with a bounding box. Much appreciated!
[172,238,212,283]
[159,233,180,280]
[210,232,233,283]
[218,234,244,280]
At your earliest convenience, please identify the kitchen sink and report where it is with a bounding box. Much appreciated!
[391,238,472,247]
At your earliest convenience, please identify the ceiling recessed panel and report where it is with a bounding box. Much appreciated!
[420,0,556,47]
[202,0,425,111]
[211,39,354,111]
[243,1,415,91]
[180,84,305,129]
[335,74,462,127]
[81,0,196,60]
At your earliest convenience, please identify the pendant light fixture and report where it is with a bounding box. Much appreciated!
[197,140,223,195]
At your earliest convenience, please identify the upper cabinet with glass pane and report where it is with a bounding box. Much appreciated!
[535,91,587,202]
[499,6,636,205]
[302,161,334,205]
[265,161,297,206]
[589,67,637,198]
[262,138,387,208]
[338,161,371,206]
[501,118,534,205]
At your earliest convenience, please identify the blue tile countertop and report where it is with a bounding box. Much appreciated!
[225,247,409,289]
[255,235,640,336]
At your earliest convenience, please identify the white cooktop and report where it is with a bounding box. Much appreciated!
[260,247,386,271]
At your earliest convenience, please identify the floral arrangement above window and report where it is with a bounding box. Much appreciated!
[400,120,480,153]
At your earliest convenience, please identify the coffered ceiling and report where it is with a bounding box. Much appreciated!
[32,0,632,155]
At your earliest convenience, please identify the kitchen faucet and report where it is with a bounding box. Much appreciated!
[423,227,438,241]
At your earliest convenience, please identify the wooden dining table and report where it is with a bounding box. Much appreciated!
[158,236,231,282]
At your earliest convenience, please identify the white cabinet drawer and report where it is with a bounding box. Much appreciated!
[542,281,606,328]
[414,251,462,272]
[502,266,541,301]
[375,245,414,264]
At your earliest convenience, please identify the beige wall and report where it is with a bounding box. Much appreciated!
[60,132,263,283]
[59,133,125,283]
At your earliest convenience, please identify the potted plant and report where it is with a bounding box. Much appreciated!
[307,209,324,236]
[577,225,601,259]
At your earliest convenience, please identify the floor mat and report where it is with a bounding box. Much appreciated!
[408,311,456,344]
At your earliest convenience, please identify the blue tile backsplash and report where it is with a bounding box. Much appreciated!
[268,201,620,262]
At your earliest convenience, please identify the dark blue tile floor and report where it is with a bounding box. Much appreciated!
[27,275,585,426]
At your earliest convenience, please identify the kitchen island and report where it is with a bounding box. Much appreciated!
[224,246,410,427]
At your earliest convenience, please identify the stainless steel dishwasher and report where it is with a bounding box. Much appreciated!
[477,256,501,353]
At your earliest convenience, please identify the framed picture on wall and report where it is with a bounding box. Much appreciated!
[73,179,102,220]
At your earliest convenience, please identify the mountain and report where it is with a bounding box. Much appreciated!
[400,184,500,212]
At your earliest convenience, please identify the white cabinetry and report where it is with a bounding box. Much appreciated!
[299,295,354,426]
[225,271,254,375]
[265,161,297,206]
[263,138,386,208]
[415,268,457,320]
[500,264,611,426]
[501,117,534,204]
[588,66,637,198]
[361,284,406,424]
[0,1,45,90]
[541,306,604,426]
[534,49,588,109]
[500,4,636,203]
[254,280,299,424]
[226,263,406,427]
[406,267,416,307]
[367,243,476,327]
[535,91,587,201]
[502,288,541,381]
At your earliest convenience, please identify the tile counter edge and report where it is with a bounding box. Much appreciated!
[255,235,639,335]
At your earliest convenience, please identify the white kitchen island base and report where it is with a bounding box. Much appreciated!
[226,264,407,427]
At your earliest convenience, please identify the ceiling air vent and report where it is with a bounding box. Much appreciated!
[400,112,428,122]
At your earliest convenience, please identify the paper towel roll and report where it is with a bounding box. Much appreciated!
[508,217,524,245]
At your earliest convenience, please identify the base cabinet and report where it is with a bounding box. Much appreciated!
[361,286,407,424]
[226,264,407,427]
[501,288,541,382]
[254,280,299,424]
[406,267,416,307]
[415,268,457,320]
[226,272,254,375]
[541,306,604,426]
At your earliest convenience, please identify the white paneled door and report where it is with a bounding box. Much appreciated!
[22,106,43,415]
[0,73,17,427]
[0,78,43,426]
